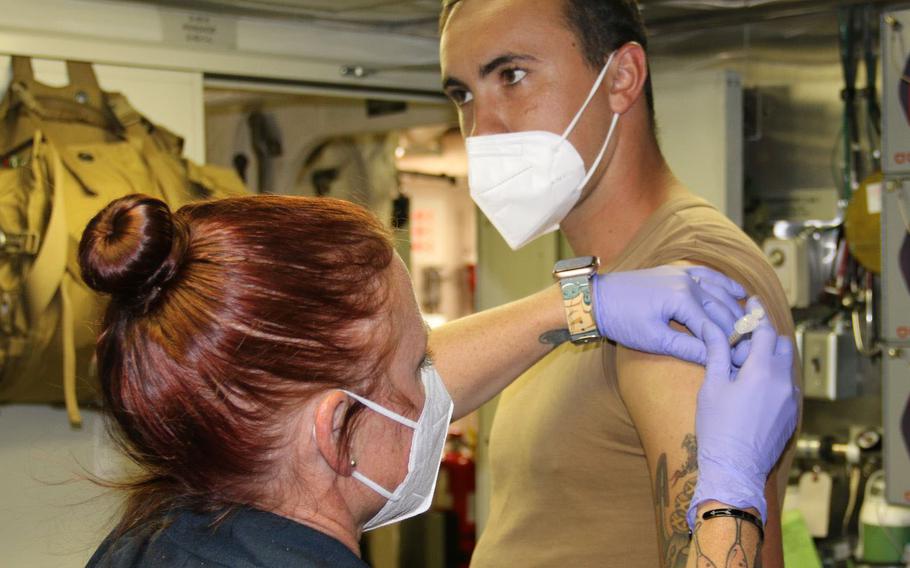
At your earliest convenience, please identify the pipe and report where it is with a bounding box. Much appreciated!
[647,0,910,35]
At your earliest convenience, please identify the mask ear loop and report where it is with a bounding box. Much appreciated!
[353,470,398,500]
[560,50,618,141]
[339,390,415,501]
[578,112,621,189]
[341,390,419,429]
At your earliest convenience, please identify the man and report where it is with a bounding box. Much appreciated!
[437,1,801,566]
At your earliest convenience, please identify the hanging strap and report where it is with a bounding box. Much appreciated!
[11,56,35,82]
[21,133,81,426]
[60,285,80,426]
[9,82,43,117]
[11,57,105,108]
[64,60,102,94]
[23,134,67,324]
[106,92,143,132]
[0,57,34,125]
[1,57,109,129]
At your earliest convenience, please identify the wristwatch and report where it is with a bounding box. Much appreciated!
[552,256,601,344]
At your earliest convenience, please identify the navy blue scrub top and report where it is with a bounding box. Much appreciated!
[86,506,369,568]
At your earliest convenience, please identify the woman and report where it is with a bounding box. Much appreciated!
[82,194,797,567]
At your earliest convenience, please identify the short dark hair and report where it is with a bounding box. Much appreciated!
[562,0,654,121]
[440,0,655,125]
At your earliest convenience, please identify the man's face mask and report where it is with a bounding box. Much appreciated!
[465,51,621,250]
[341,364,454,531]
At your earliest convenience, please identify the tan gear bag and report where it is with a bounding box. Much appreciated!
[0,57,247,425]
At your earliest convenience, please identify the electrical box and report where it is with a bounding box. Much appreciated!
[883,5,910,507]
[764,237,811,308]
[883,8,910,175]
[802,325,860,401]
[883,352,910,505]
[882,181,910,343]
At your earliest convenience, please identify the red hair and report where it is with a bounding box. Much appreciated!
[78,194,395,533]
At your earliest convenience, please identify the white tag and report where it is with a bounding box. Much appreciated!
[798,471,833,538]
[866,182,883,214]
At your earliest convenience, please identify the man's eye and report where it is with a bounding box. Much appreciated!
[502,68,527,85]
[448,89,474,106]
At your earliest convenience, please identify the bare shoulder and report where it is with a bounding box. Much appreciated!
[616,339,703,444]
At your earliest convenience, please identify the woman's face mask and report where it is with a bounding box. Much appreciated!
[465,51,621,250]
[341,363,454,531]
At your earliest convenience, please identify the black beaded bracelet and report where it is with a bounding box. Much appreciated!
[702,508,765,543]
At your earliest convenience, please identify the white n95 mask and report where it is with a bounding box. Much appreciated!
[342,364,454,531]
[466,51,621,250]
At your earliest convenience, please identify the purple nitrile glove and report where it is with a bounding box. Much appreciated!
[687,297,800,530]
[592,266,747,365]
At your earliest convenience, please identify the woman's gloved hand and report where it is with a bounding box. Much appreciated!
[592,265,747,365]
[687,297,800,529]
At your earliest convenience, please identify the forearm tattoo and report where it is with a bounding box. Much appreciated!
[692,519,762,568]
[539,329,571,346]
[655,434,699,568]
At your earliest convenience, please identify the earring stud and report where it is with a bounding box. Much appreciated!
[350,458,357,468]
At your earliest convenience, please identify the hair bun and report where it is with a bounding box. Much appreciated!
[79,194,186,301]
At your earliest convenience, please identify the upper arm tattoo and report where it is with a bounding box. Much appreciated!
[655,434,699,568]
[671,434,699,486]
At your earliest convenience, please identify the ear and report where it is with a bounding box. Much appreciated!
[314,391,356,477]
[606,42,649,116]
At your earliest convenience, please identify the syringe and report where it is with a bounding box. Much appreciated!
[728,307,766,347]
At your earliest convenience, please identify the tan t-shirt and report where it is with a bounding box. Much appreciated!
[471,193,797,568]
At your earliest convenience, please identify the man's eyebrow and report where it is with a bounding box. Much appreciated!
[479,53,539,78]
[442,75,467,92]
[442,52,540,90]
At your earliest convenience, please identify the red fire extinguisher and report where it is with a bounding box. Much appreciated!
[439,431,476,567]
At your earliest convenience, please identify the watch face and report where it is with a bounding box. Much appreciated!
[554,256,599,274]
